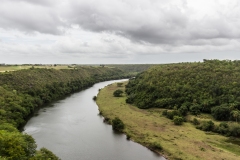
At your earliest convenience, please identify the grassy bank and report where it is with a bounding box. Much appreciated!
[96,81,240,160]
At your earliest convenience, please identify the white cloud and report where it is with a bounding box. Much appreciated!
[0,0,240,63]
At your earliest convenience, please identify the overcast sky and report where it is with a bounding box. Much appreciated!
[0,0,240,64]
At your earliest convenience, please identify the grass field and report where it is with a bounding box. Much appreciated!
[0,65,81,72]
[96,81,240,160]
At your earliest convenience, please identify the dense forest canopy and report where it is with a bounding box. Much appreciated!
[0,67,130,159]
[107,64,156,73]
[126,60,240,120]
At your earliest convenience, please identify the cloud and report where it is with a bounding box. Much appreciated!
[64,0,240,45]
[1,0,240,64]
[0,0,65,34]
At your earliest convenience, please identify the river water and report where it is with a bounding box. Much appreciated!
[24,79,165,160]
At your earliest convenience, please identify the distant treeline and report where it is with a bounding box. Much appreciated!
[126,60,240,133]
[107,64,156,73]
[0,67,131,159]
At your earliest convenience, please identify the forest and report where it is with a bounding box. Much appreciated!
[126,60,240,137]
[0,66,130,159]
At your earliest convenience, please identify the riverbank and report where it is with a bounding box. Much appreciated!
[96,81,240,160]
[0,67,131,159]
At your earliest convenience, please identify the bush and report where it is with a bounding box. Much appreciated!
[93,96,97,101]
[113,89,123,97]
[173,116,184,125]
[228,123,240,137]
[178,105,188,116]
[162,110,168,116]
[192,118,200,125]
[32,147,60,160]
[211,105,230,121]
[166,110,180,120]
[190,104,201,115]
[150,142,162,151]
[112,117,125,132]
[215,122,229,135]
[199,120,215,131]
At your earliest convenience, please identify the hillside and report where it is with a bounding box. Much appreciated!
[126,60,240,136]
[0,67,129,159]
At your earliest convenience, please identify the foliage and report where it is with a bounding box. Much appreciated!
[125,60,240,122]
[211,105,231,121]
[0,67,130,159]
[197,120,215,131]
[112,117,125,132]
[192,118,200,125]
[0,128,36,160]
[30,148,60,160]
[113,89,123,97]
[173,116,184,125]
[108,64,155,73]
[190,104,201,115]
[149,142,162,151]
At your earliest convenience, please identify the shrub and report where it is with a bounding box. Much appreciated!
[93,96,97,101]
[199,120,215,131]
[173,116,184,125]
[150,142,162,150]
[228,123,240,137]
[162,110,168,116]
[113,89,123,97]
[192,118,200,125]
[178,105,188,116]
[215,122,229,135]
[103,117,111,124]
[211,105,230,121]
[112,117,125,132]
[190,104,201,115]
[166,110,180,120]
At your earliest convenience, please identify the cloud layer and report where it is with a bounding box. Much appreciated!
[0,0,240,63]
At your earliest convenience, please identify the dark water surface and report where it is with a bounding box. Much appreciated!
[24,79,165,160]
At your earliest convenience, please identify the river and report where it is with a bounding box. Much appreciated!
[24,79,165,160]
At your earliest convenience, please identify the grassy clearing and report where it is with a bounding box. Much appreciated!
[96,81,240,160]
[0,65,76,72]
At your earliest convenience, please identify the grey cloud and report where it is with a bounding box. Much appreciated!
[65,0,240,46]
[0,1,65,34]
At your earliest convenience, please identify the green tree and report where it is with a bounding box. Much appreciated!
[112,117,125,132]
[231,110,240,122]
[173,116,184,125]
[113,89,123,97]
[211,105,230,121]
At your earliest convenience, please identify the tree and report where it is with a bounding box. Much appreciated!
[211,105,230,121]
[113,89,123,97]
[173,116,184,125]
[178,105,188,116]
[190,104,201,115]
[231,110,240,122]
[112,117,125,132]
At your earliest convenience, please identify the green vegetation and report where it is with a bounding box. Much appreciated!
[108,64,156,75]
[97,81,240,160]
[112,117,125,132]
[113,89,123,97]
[126,60,240,137]
[0,67,130,159]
